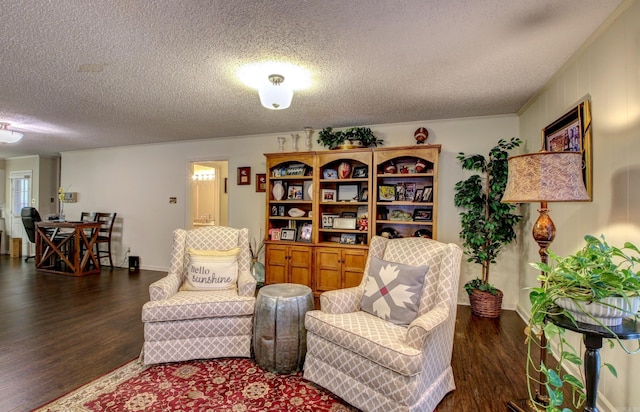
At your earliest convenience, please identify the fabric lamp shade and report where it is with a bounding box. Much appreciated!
[259,82,293,110]
[501,151,589,203]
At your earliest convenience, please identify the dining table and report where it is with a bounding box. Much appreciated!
[35,221,102,276]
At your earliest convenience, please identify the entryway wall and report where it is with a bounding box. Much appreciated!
[2,155,59,256]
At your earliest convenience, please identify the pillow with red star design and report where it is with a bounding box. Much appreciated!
[360,256,429,325]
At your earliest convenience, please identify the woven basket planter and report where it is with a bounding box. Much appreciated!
[469,288,503,318]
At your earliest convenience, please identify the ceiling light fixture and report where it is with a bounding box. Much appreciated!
[0,122,23,144]
[258,74,293,110]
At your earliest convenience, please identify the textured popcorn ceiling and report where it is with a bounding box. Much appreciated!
[0,0,623,158]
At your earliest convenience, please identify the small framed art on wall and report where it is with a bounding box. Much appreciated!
[237,167,251,185]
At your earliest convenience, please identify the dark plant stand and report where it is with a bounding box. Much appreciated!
[545,308,640,412]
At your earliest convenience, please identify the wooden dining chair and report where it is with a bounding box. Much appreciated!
[95,212,117,268]
[80,212,96,222]
[79,212,98,261]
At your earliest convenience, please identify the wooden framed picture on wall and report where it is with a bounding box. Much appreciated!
[237,167,251,185]
[256,174,266,192]
[542,99,592,200]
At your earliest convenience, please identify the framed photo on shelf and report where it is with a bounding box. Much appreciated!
[323,169,338,179]
[297,223,312,242]
[322,213,339,228]
[395,183,406,201]
[338,184,359,202]
[378,184,396,202]
[359,187,369,201]
[280,228,296,241]
[413,208,432,221]
[341,211,356,218]
[321,189,337,202]
[256,174,266,192]
[286,164,307,176]
[404,183,416,201]
[278,205,286,216]
[269,228,281,241]
[414,188,424,202]
[270,205,278,216]
[542,99,592,200]
[352,166,368,178]
[333,217,357,230]
[237,167,251,185]
[287,185,303,200]
[421,187,433,202]
[339,233,357,245]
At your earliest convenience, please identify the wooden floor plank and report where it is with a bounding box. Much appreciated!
[0,255,534,412]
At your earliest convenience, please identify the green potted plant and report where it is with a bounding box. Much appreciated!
[454,137,522,318]
[343,127,383,148]
[317,127,383,150]
[526,235,640,411]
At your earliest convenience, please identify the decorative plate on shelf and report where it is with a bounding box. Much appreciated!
[272,181,285,201]
[338,162,351,179]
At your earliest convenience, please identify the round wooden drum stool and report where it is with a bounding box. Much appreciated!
[253,283,314,374]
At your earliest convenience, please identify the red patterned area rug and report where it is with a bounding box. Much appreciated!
[34,357,359,411]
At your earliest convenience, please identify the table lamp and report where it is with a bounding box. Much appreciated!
[501,151,589,411]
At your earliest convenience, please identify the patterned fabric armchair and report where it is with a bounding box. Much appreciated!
[303,236,462,412]
[141,226,256,365]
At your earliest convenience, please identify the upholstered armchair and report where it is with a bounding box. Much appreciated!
[141,226,257,365]
[303,236,462,412]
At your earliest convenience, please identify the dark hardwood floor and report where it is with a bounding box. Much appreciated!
[0,255,537,412]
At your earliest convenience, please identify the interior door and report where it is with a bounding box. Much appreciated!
[9,171,32,255]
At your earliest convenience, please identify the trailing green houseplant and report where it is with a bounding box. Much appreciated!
[343,127,383,148]
[526,235,640,411]
[454,137,522,317]
[317,127,383,149]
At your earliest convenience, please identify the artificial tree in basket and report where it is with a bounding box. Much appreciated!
[454,137,522,318]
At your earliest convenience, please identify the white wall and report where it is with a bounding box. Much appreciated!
[61,115,522,306]
[518,1,640,409]
[38,156,59,217]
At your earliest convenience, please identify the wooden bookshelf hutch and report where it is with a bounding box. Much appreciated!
[264,145,441,301]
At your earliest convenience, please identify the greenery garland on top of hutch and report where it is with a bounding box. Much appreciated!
[317,127,383,150]
[264,145,440,302]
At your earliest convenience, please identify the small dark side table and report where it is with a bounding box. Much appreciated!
[546,308,640,412]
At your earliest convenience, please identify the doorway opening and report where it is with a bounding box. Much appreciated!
[188,160,228,229]
[9,170,32,256]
